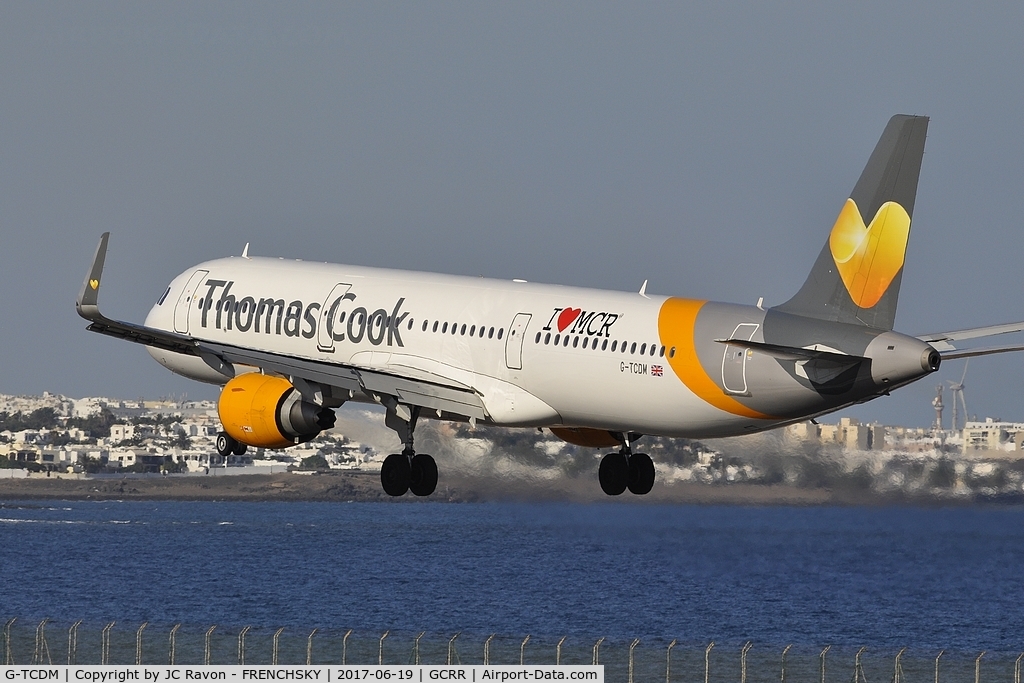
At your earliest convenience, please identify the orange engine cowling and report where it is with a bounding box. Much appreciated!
[218,373,336,449]
[549,427,622,448]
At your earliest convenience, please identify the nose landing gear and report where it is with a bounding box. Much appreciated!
[598,434,654,495]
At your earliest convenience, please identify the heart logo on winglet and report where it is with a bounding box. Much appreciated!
[89,279,99,290]
[557,308,581,332]
[829,198,910,309]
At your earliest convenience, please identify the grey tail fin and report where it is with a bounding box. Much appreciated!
[773,114,929,330]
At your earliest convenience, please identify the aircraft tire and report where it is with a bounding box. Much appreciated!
[410,454,438,497]
[627,452,655,495]
[215,431,236,458]
[231,441,248,456]
[599,453,628,496]
[381,453,411,496]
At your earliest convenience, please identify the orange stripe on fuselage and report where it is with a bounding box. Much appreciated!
[658,298,770,420]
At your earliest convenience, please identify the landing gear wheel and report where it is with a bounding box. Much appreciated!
[381,453,412,496]
[231,442,248,456]
[627,452,655,495]
[215,432,237,458]
[599,452,628,496]
[410,454,438,497]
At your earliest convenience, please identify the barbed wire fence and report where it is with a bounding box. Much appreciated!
[2,618,1021,683]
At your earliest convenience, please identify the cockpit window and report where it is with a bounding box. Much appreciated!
[157,287,171,305]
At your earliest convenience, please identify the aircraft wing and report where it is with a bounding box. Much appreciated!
[916,321,1024,356]
[77,233,488,421]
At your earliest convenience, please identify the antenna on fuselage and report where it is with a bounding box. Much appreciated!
[638,280,649,298]
[241,243,251,259]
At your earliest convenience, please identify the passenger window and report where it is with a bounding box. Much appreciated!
[563,335,570,347]
[480,327,486,338]
[601,339,608,351]
[581,337,588,349]
[640,343,647,355]
[488,327,494,338]
[497,328,504,340]
[659,345,665,357]
[422,320,428,332]
[572,337,579,348]
[339,312,347,323]
[544,333,551,344]
[408,319,414,330]
[433,321,439,333]
[630,342,637,354]
[461,324,467,335]
[442,322,448,333]
[554,334,560,345]
[669,347,676,358]
[470,325,476,336]
[452,323,458,335]
[650,344,657,356]
[535,332,541,343]
[611,340,617,352]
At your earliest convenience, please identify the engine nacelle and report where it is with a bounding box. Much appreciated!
[549,427,622,448]
[218,373,336,449]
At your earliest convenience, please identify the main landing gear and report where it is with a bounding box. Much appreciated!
[598,434,654,496]
[215,431,248,457]
[379,403,438,497]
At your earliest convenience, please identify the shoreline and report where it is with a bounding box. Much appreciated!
[0,470,1010,506]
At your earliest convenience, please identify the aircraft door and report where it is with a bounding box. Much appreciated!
[317,283,353,352]
[505,313,532,370]
[173,270,209,334]
[722,323,759,395]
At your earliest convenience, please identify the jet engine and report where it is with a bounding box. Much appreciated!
[217,373,336,449]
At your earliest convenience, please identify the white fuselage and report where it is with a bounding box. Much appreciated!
[142,256,829,438]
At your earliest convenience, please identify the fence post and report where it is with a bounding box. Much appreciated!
[33,618,51,665]
[1015,652,1023,683]
[666,639,677,683]
[975,651,986,683]
[894,647,907,683]
[628,639,641,683]
[448,633,460,666]
[484,634,495,666]
[934,650,944,683]
[781,645,793,683]
[379,631,389,666]
[705,642,715,683]
[272,628,285,666]
[741,642,753,683]
[168,624,181,665]
[135,622,148,665]
[306,628,318,665]
[592,637,605,666]
[819,645,831,683]
[238,627,251,665]
[3,618,14,666]
[204,625,217,665]
[342,630,352,666]
[68,620,82,665]
[101,622,115,665]
[557,636,567,666]
[854,647,867,683]
[414,632,425,666]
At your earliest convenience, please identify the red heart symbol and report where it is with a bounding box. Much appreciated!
[557,308,581,332]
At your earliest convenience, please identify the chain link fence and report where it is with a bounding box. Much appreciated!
[4,618,1022,683]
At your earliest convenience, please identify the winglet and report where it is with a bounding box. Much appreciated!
[76,232,110,321]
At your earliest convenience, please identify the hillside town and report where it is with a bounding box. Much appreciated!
[2,392,1023,501]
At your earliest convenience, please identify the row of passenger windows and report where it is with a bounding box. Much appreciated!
[420,319,505,340]
[534,331,676,358]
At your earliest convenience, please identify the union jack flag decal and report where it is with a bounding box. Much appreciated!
[651,365,663,377]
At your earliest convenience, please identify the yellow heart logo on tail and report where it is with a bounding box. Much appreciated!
[89,279,99,290]
[829,198,910,309]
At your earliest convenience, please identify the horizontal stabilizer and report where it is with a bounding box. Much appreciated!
[917,321,1024,351]
[940,344,1024,360]
[715,338,865,365]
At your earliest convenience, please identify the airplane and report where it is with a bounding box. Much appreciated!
[77,114,1024,497]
